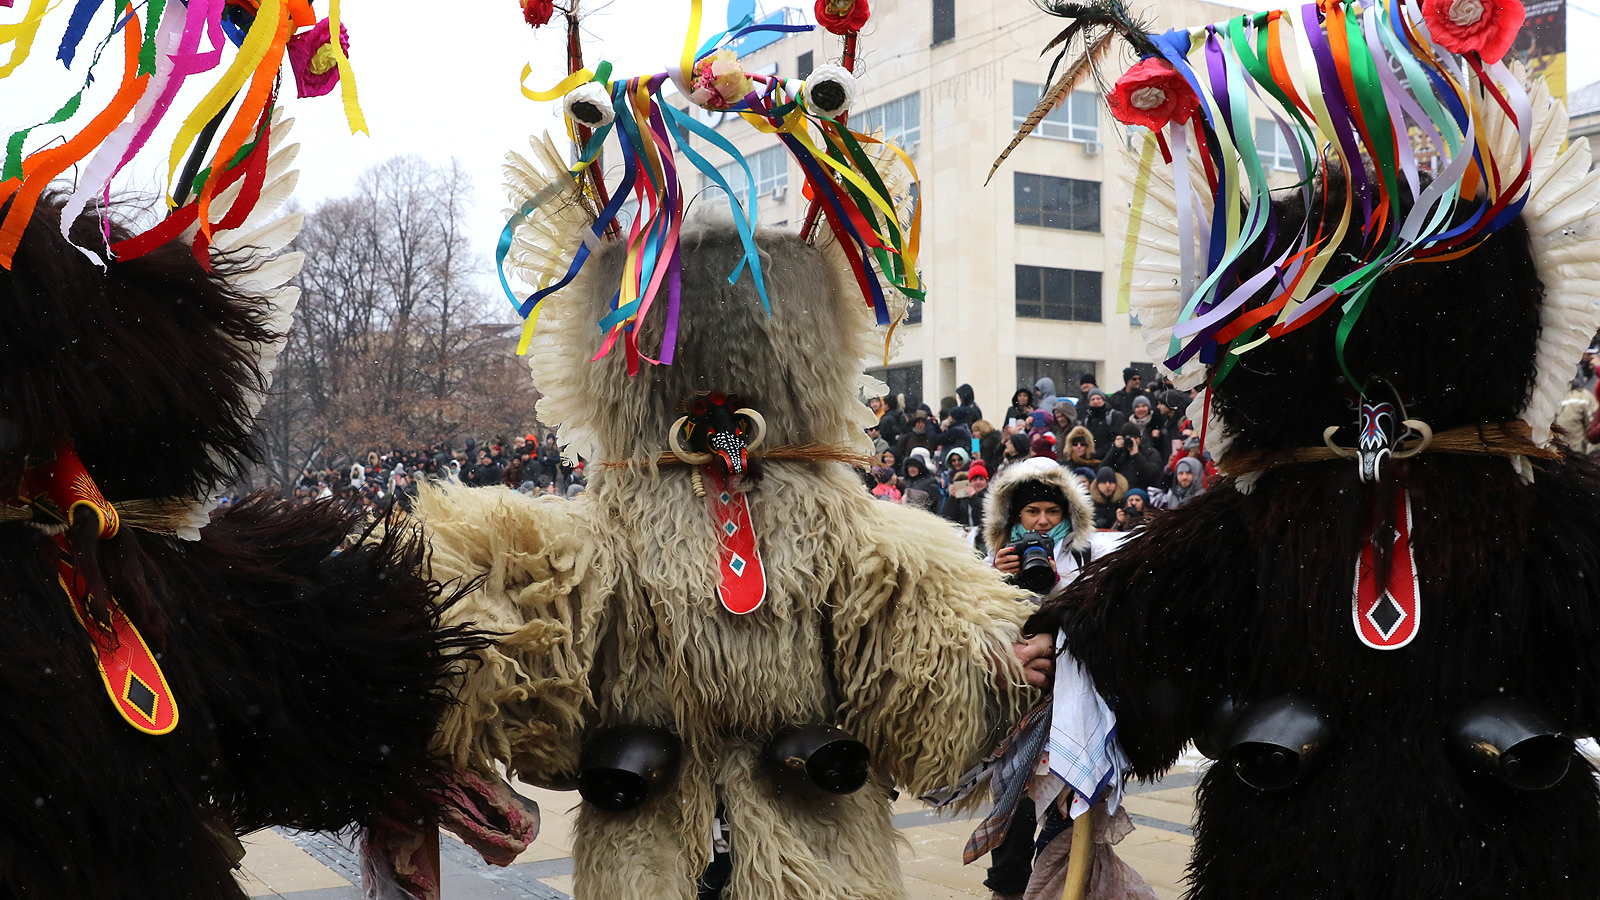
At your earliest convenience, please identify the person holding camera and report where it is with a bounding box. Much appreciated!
[976,455,1111,900]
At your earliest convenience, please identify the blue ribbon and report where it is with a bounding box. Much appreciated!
[660,100,770,311]
[57,0,108,67]
[494,121,614,317]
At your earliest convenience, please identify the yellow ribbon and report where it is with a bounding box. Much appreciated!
[327,0,368,135]
[195,0,284,238]
[858,131,924,290]
[166,0,280,190]
[522,65,594,102]
[0,0,55,80]
[680,0,702,87]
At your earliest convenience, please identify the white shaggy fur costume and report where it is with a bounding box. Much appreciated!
[416,227,1034,899]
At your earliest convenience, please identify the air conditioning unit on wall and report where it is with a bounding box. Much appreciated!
[771,185,787,201]
[1081,141,1102,157]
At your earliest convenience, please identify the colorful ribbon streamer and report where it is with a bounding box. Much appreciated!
[0,0,364,270]
[1128,0,1532,392]
[501,2,923,370]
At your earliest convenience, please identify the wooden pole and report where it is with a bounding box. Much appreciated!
[566,3,617,237]
[1061,803,1095,900]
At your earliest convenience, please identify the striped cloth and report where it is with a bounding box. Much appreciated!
[962,700,1052,864]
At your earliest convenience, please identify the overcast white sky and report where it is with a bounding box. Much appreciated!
[6,0,1600,311]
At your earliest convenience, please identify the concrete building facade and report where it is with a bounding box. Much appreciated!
[668,0,1246,415]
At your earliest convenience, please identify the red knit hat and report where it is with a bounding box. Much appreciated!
[967,462,990,480]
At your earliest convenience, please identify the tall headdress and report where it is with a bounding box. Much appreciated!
[1001,0,1600,459]
[0,0,363,269]
[498,0,922,376]
[0,1,365,530]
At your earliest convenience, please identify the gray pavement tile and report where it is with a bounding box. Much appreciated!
[274,889,364,900]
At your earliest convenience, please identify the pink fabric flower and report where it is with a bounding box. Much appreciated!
[1106,58,1200,132]
[287,18,350,99]
[1422,0,1524,63]
[688,49,753,110]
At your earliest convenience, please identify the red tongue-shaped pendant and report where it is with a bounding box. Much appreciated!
[59,553,180,734]
[1352,490,1421,650]
[14,444,178,734]
[703,465,766,615]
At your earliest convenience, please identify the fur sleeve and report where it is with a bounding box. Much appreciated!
[831,497,1034,798]
[1027,485,1255,779]
[414,483,606,784]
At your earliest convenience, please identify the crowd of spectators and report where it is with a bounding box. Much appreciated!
[863,368,1217,540]
[281,431,582,512]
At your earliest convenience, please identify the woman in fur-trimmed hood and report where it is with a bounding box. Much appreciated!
[1062,425,1100,469]
[416,223,1034,900]
[982,457,1094,576]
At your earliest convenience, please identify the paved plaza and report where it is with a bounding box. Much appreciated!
[234,767,1204,900]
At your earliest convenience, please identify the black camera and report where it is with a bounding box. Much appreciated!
[1006,531,1057,594]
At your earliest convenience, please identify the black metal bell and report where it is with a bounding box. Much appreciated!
[766,725,871,795]
[1193,697,1242,761]
[577,724,682,812]
[1449,698,1573,791]
[1225,696,1331,791]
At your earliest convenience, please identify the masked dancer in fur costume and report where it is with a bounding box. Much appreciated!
[419,222,1038,900]
[1006,1,1600,897]
[0,6,489,890]
[410,9,1038,897]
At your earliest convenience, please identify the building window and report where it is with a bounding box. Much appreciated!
[1014,173,1099,232]
[1016,264,1102,322]
[1128,361,1160,387]
[798,51,814,79]
[1012,83,1098,143]
[1256,118,1298,171]
[901,300,923,325]
[852,93,921,150]
[932,0,955,45]
[866,363,923,411]
[1017,358,1099,399]
[707,144,790,208]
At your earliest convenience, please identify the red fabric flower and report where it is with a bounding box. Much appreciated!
[1106,57,1201,132]
[1421,0,1524,63]
[522,0,555,28]
[814,0,870,35]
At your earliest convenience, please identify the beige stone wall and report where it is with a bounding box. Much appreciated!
[669,0,1248,413]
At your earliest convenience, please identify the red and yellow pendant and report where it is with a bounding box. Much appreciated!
[12,444,178,735]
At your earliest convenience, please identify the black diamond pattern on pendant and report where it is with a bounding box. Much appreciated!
[1367,591,1406,640]
[126,674,157,718]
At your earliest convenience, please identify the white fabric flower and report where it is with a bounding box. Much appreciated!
[1130,86,1168,110]
[564,82,615,128]
[803,64,858,119]
[1448,0,1484,26]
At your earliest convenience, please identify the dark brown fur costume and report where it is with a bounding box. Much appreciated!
[0,197,478,899]
[1029,180,1600,898]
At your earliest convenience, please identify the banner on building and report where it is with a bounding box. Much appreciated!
[1519,0,1567,101]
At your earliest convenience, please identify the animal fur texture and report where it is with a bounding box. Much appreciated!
[1030,107,1600,897]
[0,196,477,899]
[419,226,1034,900]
